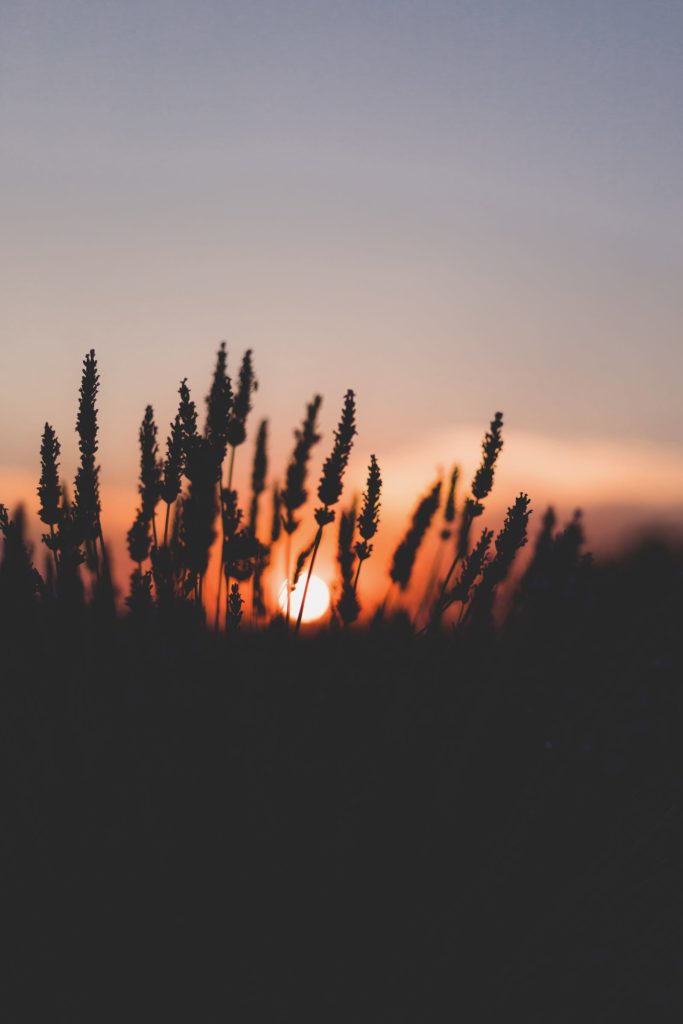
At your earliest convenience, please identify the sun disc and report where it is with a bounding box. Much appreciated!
[278,573,330,624]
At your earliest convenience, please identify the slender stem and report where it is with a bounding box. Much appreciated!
[295,525,323,634]
[96,516,106,574]
[89,537,101,583]
[227,446,236,490]
[353,557,363,594]
[417,538,444,623]
[163,503,171,547]
[151,511,158,551]
[214,484,224,631]
[49,523,59,576]
[214,446,237,631]
[431,511,472,628]
[285,531,292,626]
[227,569,235,630]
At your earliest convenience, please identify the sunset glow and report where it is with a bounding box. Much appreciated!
[279,574,330,624]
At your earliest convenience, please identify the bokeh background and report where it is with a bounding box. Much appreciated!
[2,0,682,605]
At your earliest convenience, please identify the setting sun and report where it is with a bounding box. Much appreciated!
[279,574,330,624]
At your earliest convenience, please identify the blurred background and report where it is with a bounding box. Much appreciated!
[2,0,682,601]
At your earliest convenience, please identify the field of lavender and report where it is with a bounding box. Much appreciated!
[1,349,682,1020]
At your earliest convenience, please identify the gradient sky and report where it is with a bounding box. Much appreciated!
[2,0,682,585]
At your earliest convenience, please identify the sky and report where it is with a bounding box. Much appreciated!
[1,0,682,598]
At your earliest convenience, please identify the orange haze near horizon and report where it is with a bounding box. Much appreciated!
[2,397,682,622]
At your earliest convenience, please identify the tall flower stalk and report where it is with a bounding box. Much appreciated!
[295,390,356,633]
[160,391,186,546]
[337,501,360,626]
[38,423,62,574]
[431,413,504,627]
[281,395,322,623]
[353,454,382,594]
[389,478,441,594]
[74,349,103,577]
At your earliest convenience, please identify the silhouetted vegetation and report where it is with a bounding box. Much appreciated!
[2,347,681,1020]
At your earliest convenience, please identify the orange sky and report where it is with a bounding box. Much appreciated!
[3,401,682,621]
[2,5,682,614]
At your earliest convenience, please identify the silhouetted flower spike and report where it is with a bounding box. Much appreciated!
[390,479,442,590]
[220,488,242,542]
[0,504,42,614]
[282,395,322,534]
[521,505,556,589]
[444,527,493,608]
[270,485,282,545]
[139,405,161,520]
[249,419,268,533]
[181,436,218,588]
[126,568,154,617]
[316,390,357,524]
[226,349,257,448]
[292,535,317,589]
[487,492,532,586]
[355,454,382,563]
[205,341,233,470]
[441,465,459,540]
[295,390,356,629]
[161,409,184,506]
[226,582,244,630]
[467,494,532,625]
[471,412,504,504]
[178,379,199,470]
[337,501,360,625]
[127,508,151,566]
[38,423,62,527]
[74,349,102,541]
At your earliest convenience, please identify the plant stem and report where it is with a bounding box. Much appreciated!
[163,503,171,547]
[295,525,323,634]
[49,523,59,576]
[285,531,292,626]
[353,558,363,593]
[214,446,237,630]
[214,483,224,631]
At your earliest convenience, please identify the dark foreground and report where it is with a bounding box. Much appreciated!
[2,541,682,1022]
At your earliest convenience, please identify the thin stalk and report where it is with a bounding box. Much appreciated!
[49,523,59,576]
[295,525,323,634]
[214,445,238,630]
[285,532,292,626]
[89,538,101,583]
[417,539,445,623]
[353,558,363,593]
[214,482,224,630]
[163,503,171,547]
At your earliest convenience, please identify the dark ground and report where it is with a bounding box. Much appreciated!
[2,541,682,1022]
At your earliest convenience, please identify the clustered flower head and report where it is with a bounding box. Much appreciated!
[226,349,257,449]
[282,395,322,535]
[204,341,233,472]
[249,420,268,533]
[139,405,161,519]
[315,390,357,526]
[73,349,101,541]
[445,527,493,608]
[337,501,360,625]
[38,423,61,528]
[160,407,185,507]
[355,454,381,563]
[390,479,441,590]
[471,412,504,507]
